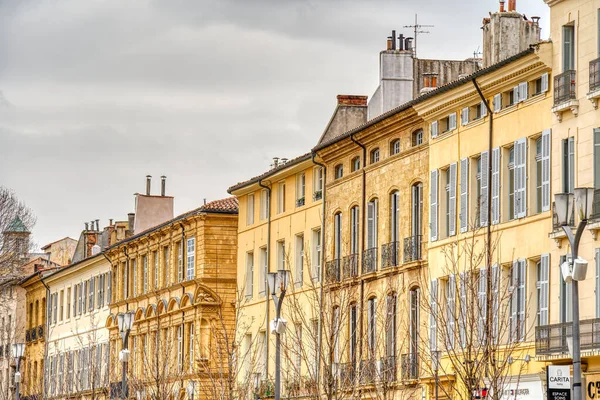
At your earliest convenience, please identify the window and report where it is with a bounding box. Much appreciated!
[189,323,195,371]
[59,291,64,322]
[560,255,572,323]
[537,255,550,327]
[431,121,439,138]
[259,247,267,296]
[367,298,377,359]
[446,276,456,349]
[295,324,302,377]
[441,164,457,238]
[295,234,304,286]
[349,304,358,364]
[493,93,502,112]
[278,182,286,214]
[595,128,600,190]
[334,213,342,260]
[390,139,400,155]
[385,293,397,358]
[177,241,183,282]
[277,240,286,270]
[153,250,159,289]
[163,246,170,288]
[367,199,378,249]
[423,74,437,88]
[66,288,71,319]
[52,293,57,324]
[475,101,487,119]
[430,169,439,242]
[312,229,321,281]
[143,255,148,293]
[536,138,543,213]
[351,156,361,172]
[409,288,419,355]
[313,167,323,200]
[177,325,183,372]
[508,146,516,220]
[440,112,457,133]
[260,189,269,220]
[246,194,255,226]
[412,183,423,237]
[563,24,575,71]
[296,173,306,206]
[390,191,400,244]
[563,137,575,193]
[245,252,254,298]
[186,237,195,280]
[412,129,423,146]
[596,249,600,318]
[510,259,526,342]
[350,206,359,254]
[370,148,380,164]
[88,278,94,311]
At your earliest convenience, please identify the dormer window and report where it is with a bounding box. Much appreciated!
[370,148,380,164]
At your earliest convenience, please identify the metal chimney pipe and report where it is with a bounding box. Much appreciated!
[391,30,396,50]
[109,219,114,226]
[161,176,166,196]
[499,0,505,12]
[146,175,152,195]
[95,219,100,231]
[90,220,95,231]
[398,34,405,51]
[85,222,89,231]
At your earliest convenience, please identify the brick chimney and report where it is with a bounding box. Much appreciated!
[315,95,368,146]
[337,95,368,107]
[508,0,516,12]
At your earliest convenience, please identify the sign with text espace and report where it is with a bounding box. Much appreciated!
[548,365,571,400]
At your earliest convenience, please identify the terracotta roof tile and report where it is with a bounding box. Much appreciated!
[199,196,238,213]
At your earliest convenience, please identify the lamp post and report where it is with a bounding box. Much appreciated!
[186,380,196,400]
[118,311,134,400]
[555,187,595,400]
[12,343,24,400]
[267,269,291,400]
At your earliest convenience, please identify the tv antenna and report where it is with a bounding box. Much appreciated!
[403,14,434,58]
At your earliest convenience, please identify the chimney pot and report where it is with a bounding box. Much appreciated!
[386,37,393,50]
[109,219,113,226]
[161,175,166,196]
[398,34,405,51]
[95,219,100,231]
[146,175,152,196]
[391,30,396,50]
[508,0,516,11]
[85,222,89,231]
[499,0,505,12]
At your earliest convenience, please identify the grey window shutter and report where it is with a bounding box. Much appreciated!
[430,170,439,242]
[540,254,549,326]
[478,267,487,343]
[246,258,252,298]
[480,151,489,227]
[493,94,502,112]
[431,121,438,138]
[449,113,457,131]
[491,264,499,342]
[367,201,376,248]
[430,279,438,351]
[446,275,456,349]
[542,129,551,211]
[459,158,469,233]
[459,272,467,347]
[481,101,488,117]
[491,147,501,224]
[510,261,518,342]
[89,278,95,310]
[541,72,549,93]
[518,259,526,340]
[461,108,469,125]
[449,162,457,236]
[595,129,600,189]
[515,138,527,218]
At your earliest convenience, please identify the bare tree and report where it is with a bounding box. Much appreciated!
[0,186,36,277]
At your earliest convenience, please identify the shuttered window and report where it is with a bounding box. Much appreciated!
[518,82,528,102]
[560,255,573,323]
[351,206,360,253]
[449,112,457,131]
[594,129,600,189]
[431,121,438,138]
[510,259,526,342]
[430,279,438,351]
[446,275,456,349]
[461,107,469,126]
[480,151,489,227]
[480,101,488,117]
[541,73,549,93]
[562,137,575,193]
[596,249,600,318]
[478,267,487,344]
[541,129,551,212]
[448,163,457,236]
[459,158,469,233]
[430,170,439,241]
[514,138,527,218]
[459,272,467,347]
[493,94,502,112]
[367,199,378,249]
[245,252,254,298]
[491,147,501,224]
[537,254,549,326]
[491,264,500,342]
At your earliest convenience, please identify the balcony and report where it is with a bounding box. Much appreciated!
[381,242,400,269]
[588,58,600,108]
[381,356,397,383]
[401,353,419,381]
[325,259,341,283]
[552,70,578,121]
[362,248,377,274]
[360,359,377,384]
[37,325,44,340]
[536,318,600,356]
[31,327,37,341]
[403,235,422,263]
[339,362,356,386]
[342,254,359,279]
[26,329,31,343]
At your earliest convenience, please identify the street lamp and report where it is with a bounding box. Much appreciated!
[186,380,196,400]
[118,311,134,400]
[12,343,24,400]
[267,269,291,400]
[555,187,595,400]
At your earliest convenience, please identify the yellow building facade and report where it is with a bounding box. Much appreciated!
[105,198,238,400]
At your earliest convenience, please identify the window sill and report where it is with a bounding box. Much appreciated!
[551,99,579,122]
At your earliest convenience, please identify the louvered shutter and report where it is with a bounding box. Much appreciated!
[491,147,501,224]
[449,162,457,236]
[430,279,438,351]
[519,82,528,102]
[541,129,551,211]
[449,112,457,131]
[514,138,527,218]
[481,101,488,117]
[513,86,519,104]
[460,158,469,233]
[539,254,549,326]
[541,73,549,93]
[459,272,467,347]
[518,259,526,340]
[491,264,499,342]
[461,107,469,126]
[107,271,112,304]
[446,275,456,349]
[510,261,518,341]
[367,200,377,249]
[431,121,438,138]
[89,278,95,311]
[493,94,502,112]
[430,170,439,242]
[478,267,487,343]
[480,151,489,227]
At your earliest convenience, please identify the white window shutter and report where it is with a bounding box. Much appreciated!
[446,275,456,349]
[449,113,457,131]
[459,158,469,233]
[541,73,549,93]
[519,82,528,102]
[480,150,489,227]
[461,107,469,126]
[493,94,502,112]
[518,259,526,340]
[430,170,439,242]
[491,147,501,225]
[429,279,438,351]
[491,264,499,342]
[540,254,549,326]
[510,261,518,342]
[478,267,487,343]
[431,121,438,138]
[514,138,527,218]
[481,101,488,117]
[374,199,378,247]
[541,129,551,212]
[459,272,467,347]
[449,162,457,236]
[367,202,375,248]
[513,86,519,104]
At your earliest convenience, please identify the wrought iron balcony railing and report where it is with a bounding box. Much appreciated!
[536,318,600,355]
[381,356,397,383]
[37,325,44,339]
[360,359,377,384]
[381,241,400,269]
[403,235,422,263]
[31,327,37,341]
[591,58,600,92]
[554,70,576,106]
[339,362,356,386]
[401,353,419,381]
[362,247,377,274]
[325,259,341,283]
[342,254,359,279]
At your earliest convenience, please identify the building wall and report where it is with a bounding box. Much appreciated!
[21,277,47,400]
[414,58,481,98]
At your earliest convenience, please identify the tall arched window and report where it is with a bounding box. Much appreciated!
[389,191,400,266]
[349,303,358,365]
[410,183,423,261]
[334,213,342,261]
[386,292,397,359]
[350,206,359,255]
[409,287,419,356]
[367,297,377,359]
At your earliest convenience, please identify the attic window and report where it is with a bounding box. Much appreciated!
[335,164,344,180]
[412,130,423,147]
[370,148,380,164]
[424,75,437,88]
[390,139,401,155]
[351,156,361,172]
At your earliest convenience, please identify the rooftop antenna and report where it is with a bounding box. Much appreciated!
[473,46,482,59]
[403,14,434,58]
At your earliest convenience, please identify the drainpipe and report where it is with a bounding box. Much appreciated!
[39,273,50,400]
[258,179,272,382]
[311,152,327,390]
[350,133,367,367]
[472,78,494,373]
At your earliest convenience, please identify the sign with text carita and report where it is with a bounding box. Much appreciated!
[548,365,571,400]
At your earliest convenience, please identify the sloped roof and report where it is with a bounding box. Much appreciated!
[199,197,238,213]
[5,216,29,233]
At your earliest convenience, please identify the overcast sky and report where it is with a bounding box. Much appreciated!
[0,0,550,249]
